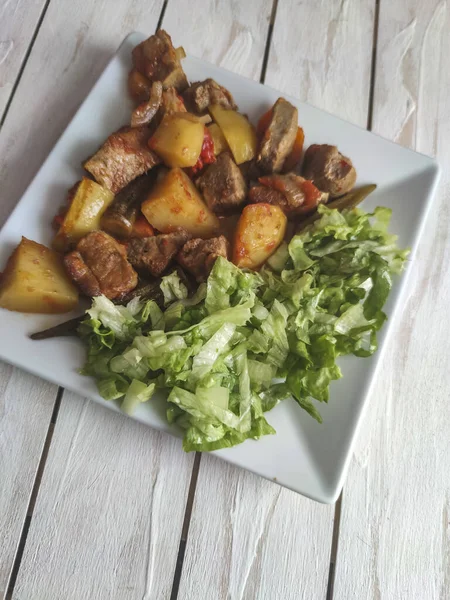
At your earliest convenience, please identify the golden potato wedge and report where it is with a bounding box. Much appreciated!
[209,105,257,164]
[207,123,229,155]
[141,168,219,238]
[232,203,287,270]
[53,178,114,252]
[0,237,79,313]
[148,112,204,168]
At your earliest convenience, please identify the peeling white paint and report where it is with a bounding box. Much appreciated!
[0,40,13,67]
[416,0,447,155]
[377,19,417,143]
[228,474,279,599]
[221,29,254,75]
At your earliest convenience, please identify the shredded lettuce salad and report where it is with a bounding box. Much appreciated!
[79,204,408,451]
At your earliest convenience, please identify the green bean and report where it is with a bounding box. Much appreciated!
[30,315,84,340]
[297,184,377,231]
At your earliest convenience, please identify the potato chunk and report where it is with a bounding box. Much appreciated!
[209,105,257,164]
[0,238,78,313]
[207,123,229,155]
[53,178,114,251]
[148,113,204,168]
[232,203,287,270]
[141,168,219,238]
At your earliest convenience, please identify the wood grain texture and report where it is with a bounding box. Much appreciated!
[0,0,47,118]
[12,394,193,600]
[265,0,375,125]
[334,2,450,599]
[180,456,334,600]
[162,0,272,81]
[177,2,375,598]
[0,365,55,597]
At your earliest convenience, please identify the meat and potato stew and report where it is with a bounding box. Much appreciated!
[0,30,368,315]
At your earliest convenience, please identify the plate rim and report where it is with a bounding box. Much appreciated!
[0,31,441,504]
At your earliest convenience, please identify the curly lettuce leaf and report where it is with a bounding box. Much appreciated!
[79,204,408,452]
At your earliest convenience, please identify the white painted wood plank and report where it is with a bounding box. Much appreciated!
[0,0,193,597]
[0,365,55,597]
[12,394,193,600]
[162,0,272,81]
[265,0,375,126]
[180,456,334,600]
[0,0,67,598]
[334,2,450,599]
[0,3,67,594]
[0,0,47,117]
[178,2,375,598]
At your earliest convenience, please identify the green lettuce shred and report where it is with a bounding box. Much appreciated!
[79,205,408,450]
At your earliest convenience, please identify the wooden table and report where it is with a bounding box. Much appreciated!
[0,1,449,598]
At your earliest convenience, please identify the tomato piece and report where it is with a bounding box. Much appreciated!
[131,214,155,238]
[201,127,215,164]
[256,108,273,138]
[258,173,323,215]
[282,127,305,172]
[190,127,216,175]
[52,213,65,231]
[258,175,286,193]
[301,180,322,211]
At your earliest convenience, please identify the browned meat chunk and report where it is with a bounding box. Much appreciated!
[63,250,101,296]
[127,230,191,277]
[249,185,286,210]
[249,173,328,218]
[302,144,357,198]
[132,30,188,92]
[183,79,237,115]
[64,231,138,299]
[196,153,247,215]
[177,236,229,281]
[83,126,160,194]
[256,98,298,174]
[239,159,263,186]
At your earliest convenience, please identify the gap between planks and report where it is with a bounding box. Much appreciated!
[326,493,343,600]
[170,452,202,600]
[0,0,52,130]
[156,0,170,32]
[4,387,62,600]
[367,0,381,130]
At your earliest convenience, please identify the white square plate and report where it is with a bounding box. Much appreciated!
[0,33,440,503]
